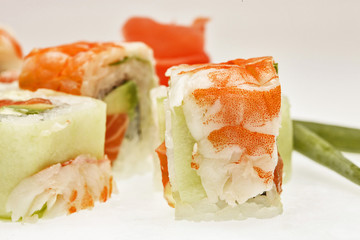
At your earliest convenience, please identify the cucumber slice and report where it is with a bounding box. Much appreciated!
[103,81,138,117]
[156,96,166,142]
[172,106,206,203]
[277,96,293,183]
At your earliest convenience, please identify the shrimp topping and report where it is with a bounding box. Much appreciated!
[19,42,123,95]
[6,155,114,222]
[167,57,282,205]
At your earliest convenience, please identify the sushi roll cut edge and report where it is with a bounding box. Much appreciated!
[18,41,159,177]
[0,89,114,221]
[157,57,284,220]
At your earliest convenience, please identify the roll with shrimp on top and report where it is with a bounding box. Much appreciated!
[0,89,114,222]
[155,57,288,220]
[19,41,158,176]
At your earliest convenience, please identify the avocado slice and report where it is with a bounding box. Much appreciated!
[3,103,54,115]
[103,81,139,118]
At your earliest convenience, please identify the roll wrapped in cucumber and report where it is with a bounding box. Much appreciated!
[0,89,114,221]
[18,41,158,176]
[156,57,287,220]
[0,27,22,91]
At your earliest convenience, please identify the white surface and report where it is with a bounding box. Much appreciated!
[1,0,360,239]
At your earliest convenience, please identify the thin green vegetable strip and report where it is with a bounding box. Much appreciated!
[294,120,360,153]
[294,122,360,186]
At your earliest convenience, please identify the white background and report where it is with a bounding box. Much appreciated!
[1,0,360,239]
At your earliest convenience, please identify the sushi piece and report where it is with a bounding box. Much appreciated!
[0,27,22,91]
[122,17,210,86]
[0,89,113,221]
[18,41,158,176]
[0,27,22,73]
[156,57,284,220]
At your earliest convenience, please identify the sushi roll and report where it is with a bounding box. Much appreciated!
[0,27,22,91]
[0,89,113,221]
[156,57,285,220]
[18,41,158,176]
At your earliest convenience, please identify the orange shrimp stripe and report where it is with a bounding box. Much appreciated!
[208,125,276,155]
[192,85,281,126]
[253,166,273,184]
[178,57,277,87]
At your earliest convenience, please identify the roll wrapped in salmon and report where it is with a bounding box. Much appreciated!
[156,57,285,220]
[18,41,158,176]
[0,89,114,221]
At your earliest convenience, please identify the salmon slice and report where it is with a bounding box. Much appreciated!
[155,141,175,207]
[155,141,169,188]
[105,113,129,162]
[0,98,52,108]
[122,17,210,86]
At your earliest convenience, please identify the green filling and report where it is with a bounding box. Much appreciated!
[31,203,47,218]
[103,81,139,118]
[109,56,149,66]
[274,63,278,74]
[172,106,206,203]
[2,103,54,115]
[109,57,129,66]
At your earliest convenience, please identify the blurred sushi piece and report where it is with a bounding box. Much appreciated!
[0,26,22,73]
[0,26,23,91]
[18,41,158,176]
[156,57,286,220]
[122,17,210,86]
[0,89,113,222]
